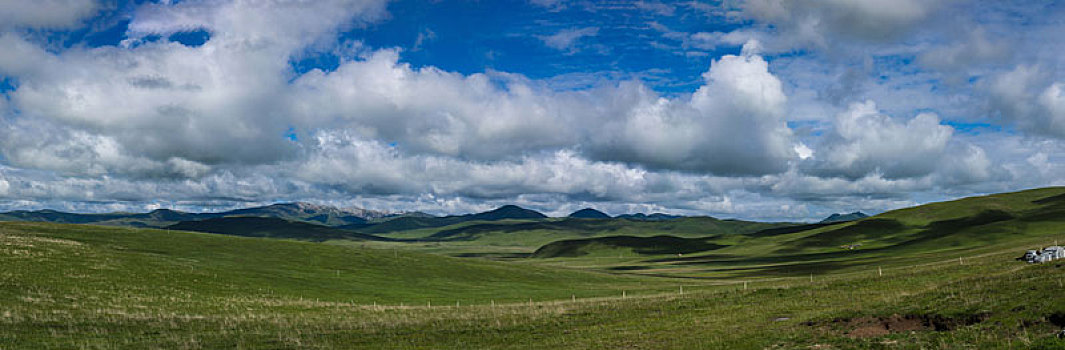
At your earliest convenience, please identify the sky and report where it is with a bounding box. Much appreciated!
[1,0,1064,221]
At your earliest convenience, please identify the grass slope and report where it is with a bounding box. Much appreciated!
[526,187,1065,279]
[347,216,788,259]
[3,221,1064,348]
[351,205,547,234]
[165,216,392,242]
[5,187,1065,348]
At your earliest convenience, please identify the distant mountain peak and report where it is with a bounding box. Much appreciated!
[615,212,682,221]
[469,205,547,220]
[568,208,610,219]
[820,211,868,223]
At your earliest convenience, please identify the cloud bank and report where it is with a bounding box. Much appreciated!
[0,0,1063,220]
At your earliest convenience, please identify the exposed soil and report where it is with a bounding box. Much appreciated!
[810,313,990,338]
[1049,312,1065,327]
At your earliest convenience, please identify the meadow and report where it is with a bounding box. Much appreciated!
[3,187,1065,348]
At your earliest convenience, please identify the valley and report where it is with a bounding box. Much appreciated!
[2,187,1065,348]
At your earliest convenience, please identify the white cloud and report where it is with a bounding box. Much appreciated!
[128,0,390,52]
[794,143,813,160]
[986,66,1065,138]
[0,0,395,176]
[528,0,565,11]
[0,0,1061,221]
[1037,83,1065,135]
[807,101,953,179]
[687,30,759,50]
[412,28,436,51]
[917,29,1010,79]
[539,27,599,54]
[738,0,947,50]
[0,0,99,30]
[634,1,675,16]
[296,131,655,201]
[292,49,577,161]
[589,47,795,175]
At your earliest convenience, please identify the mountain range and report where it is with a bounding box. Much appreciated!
[0,202,390,228]
[0,202,699,241]
[819,211,869,223]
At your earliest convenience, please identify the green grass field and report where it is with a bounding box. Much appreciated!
[3,187,1065,348]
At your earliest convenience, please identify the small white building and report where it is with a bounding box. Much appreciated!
[1022,246,1065,263]
[1044,246,1064,259]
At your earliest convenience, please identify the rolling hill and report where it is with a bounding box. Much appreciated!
[351,205,549,234]
[529,187,1065,279]
[365,216,789,256]
[532,235,728,258]
[4,188,1065,348]
[819,211,869,223]
[165,217,393,242]
[568,208,610,219]
[615,212,683,221]
[0,202,392,228]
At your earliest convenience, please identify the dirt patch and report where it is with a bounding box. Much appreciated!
[812,313,989,338]
[1049,312,1065,327]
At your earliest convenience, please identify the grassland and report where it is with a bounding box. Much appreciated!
[3,187,1065,348]
[343,216,787,258]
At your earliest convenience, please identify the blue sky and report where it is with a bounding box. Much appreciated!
[1,0,1064,220]
[61,0,746,92]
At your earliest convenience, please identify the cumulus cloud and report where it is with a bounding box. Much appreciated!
[0,0,99,30]
[917,29,1010,79]
[985,66,1065,138]
[0,0,1060,221]
[589,45,795,175]
[128,0,389,51]
[805,101,954,179]
[0,119,213,179]
[296,131,656,201]
[739,0,946,49]
[291,50,577,161]
[0,0,396,178]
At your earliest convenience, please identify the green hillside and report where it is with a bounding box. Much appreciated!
[0,202,385,229]
[350,205,549,233]
[165,216,393,242]
[530,187,1065,279]
[4,187,1065,348]
[3,220,1064,348]
[0,221,664,306]
[349,216,787,258]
